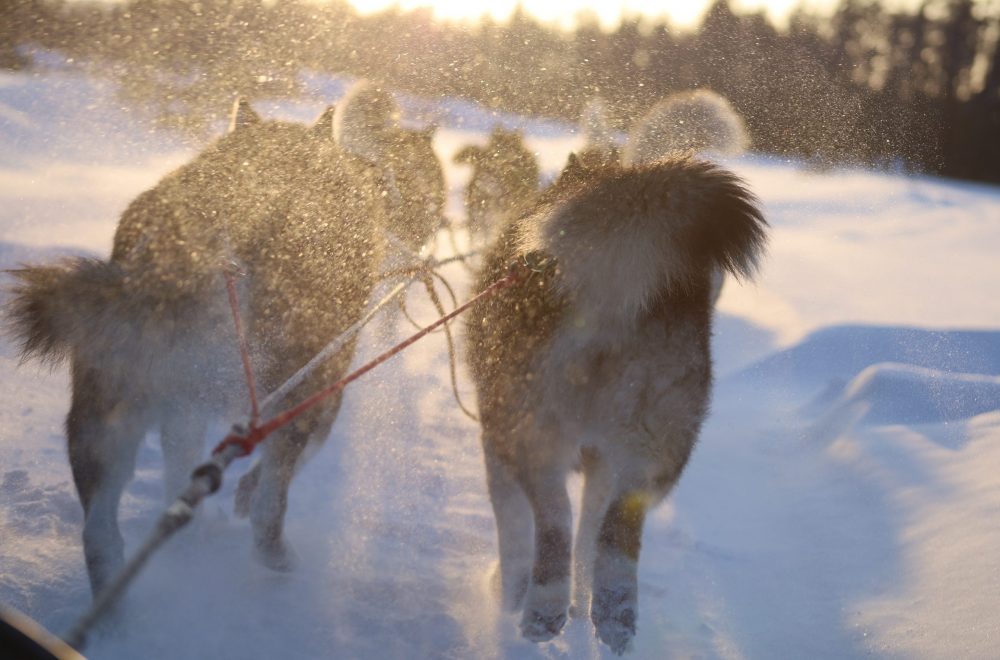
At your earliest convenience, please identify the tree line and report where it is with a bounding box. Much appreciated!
[3,0,999,183]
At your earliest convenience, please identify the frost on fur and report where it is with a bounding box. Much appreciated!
[519,157,766,326]
[623,89,748,166]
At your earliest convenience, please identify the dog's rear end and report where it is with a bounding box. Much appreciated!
[466,155,766,653]
[6,255,246,590]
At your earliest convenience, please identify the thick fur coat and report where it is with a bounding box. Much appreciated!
[465,154,767,654]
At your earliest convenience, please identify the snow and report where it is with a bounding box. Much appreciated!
[2,66,999,659]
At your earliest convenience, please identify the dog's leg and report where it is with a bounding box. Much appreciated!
[66,363,145,597]
[520,465,572,642]
[591,451,690,656]
[483,444,533,611]
[248,407,335,572]
[159,406,208,504]
[571,448,613,618]
[590,487,647,656]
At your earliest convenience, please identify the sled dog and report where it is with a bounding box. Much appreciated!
[6,97,442,596]
[465,154,767,654]
[453,126,539,245]
[335,80,445,253]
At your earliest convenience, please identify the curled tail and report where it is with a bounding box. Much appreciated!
[623,89,748,166]
[6,258,128,364]
[520,156,767,324]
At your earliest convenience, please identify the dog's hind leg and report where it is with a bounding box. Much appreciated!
[590,487,646,656]
[248,403,337,572]
[159,405,208,504]
[571,448,613,618]
[483,443,533,612]
[519,462,573,642]
[590,450,690,655]
[66,362,146,597]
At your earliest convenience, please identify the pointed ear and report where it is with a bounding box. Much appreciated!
[311,105,335,138]
[229,97,260,133]
[560,152,586,182]
[420,123,437,140]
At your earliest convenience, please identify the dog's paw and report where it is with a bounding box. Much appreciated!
[591,585,637,656]
[253,536,297,573]
[520,579,569,642]
[520,608,568,643]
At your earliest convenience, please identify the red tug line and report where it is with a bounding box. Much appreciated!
[214,259,527,460]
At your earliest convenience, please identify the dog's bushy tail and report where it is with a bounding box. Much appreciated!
[623,89,748,166]
[521,157,767,324]
[6,258,128,365]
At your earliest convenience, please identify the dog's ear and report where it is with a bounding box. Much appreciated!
[557,152,590,186]
[311,105,336,138]
[453,145,482,164]
[420,123,437,140]
[563,152,583,175]
[229,97,260,133]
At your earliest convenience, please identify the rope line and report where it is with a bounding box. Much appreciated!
[213,261,523,459]
[62,260,522,651]
[258,248,480,415]
[224,269,261,426]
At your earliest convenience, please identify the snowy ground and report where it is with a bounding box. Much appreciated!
[2,67,999,659]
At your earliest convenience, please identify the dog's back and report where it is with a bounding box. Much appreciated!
[466,155,766,653]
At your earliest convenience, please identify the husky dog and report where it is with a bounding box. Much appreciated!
[623,89,748,166]
[453,127,539,245]
[465,154,767,653]
[6,97,441,596]
[335,80,445,254]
